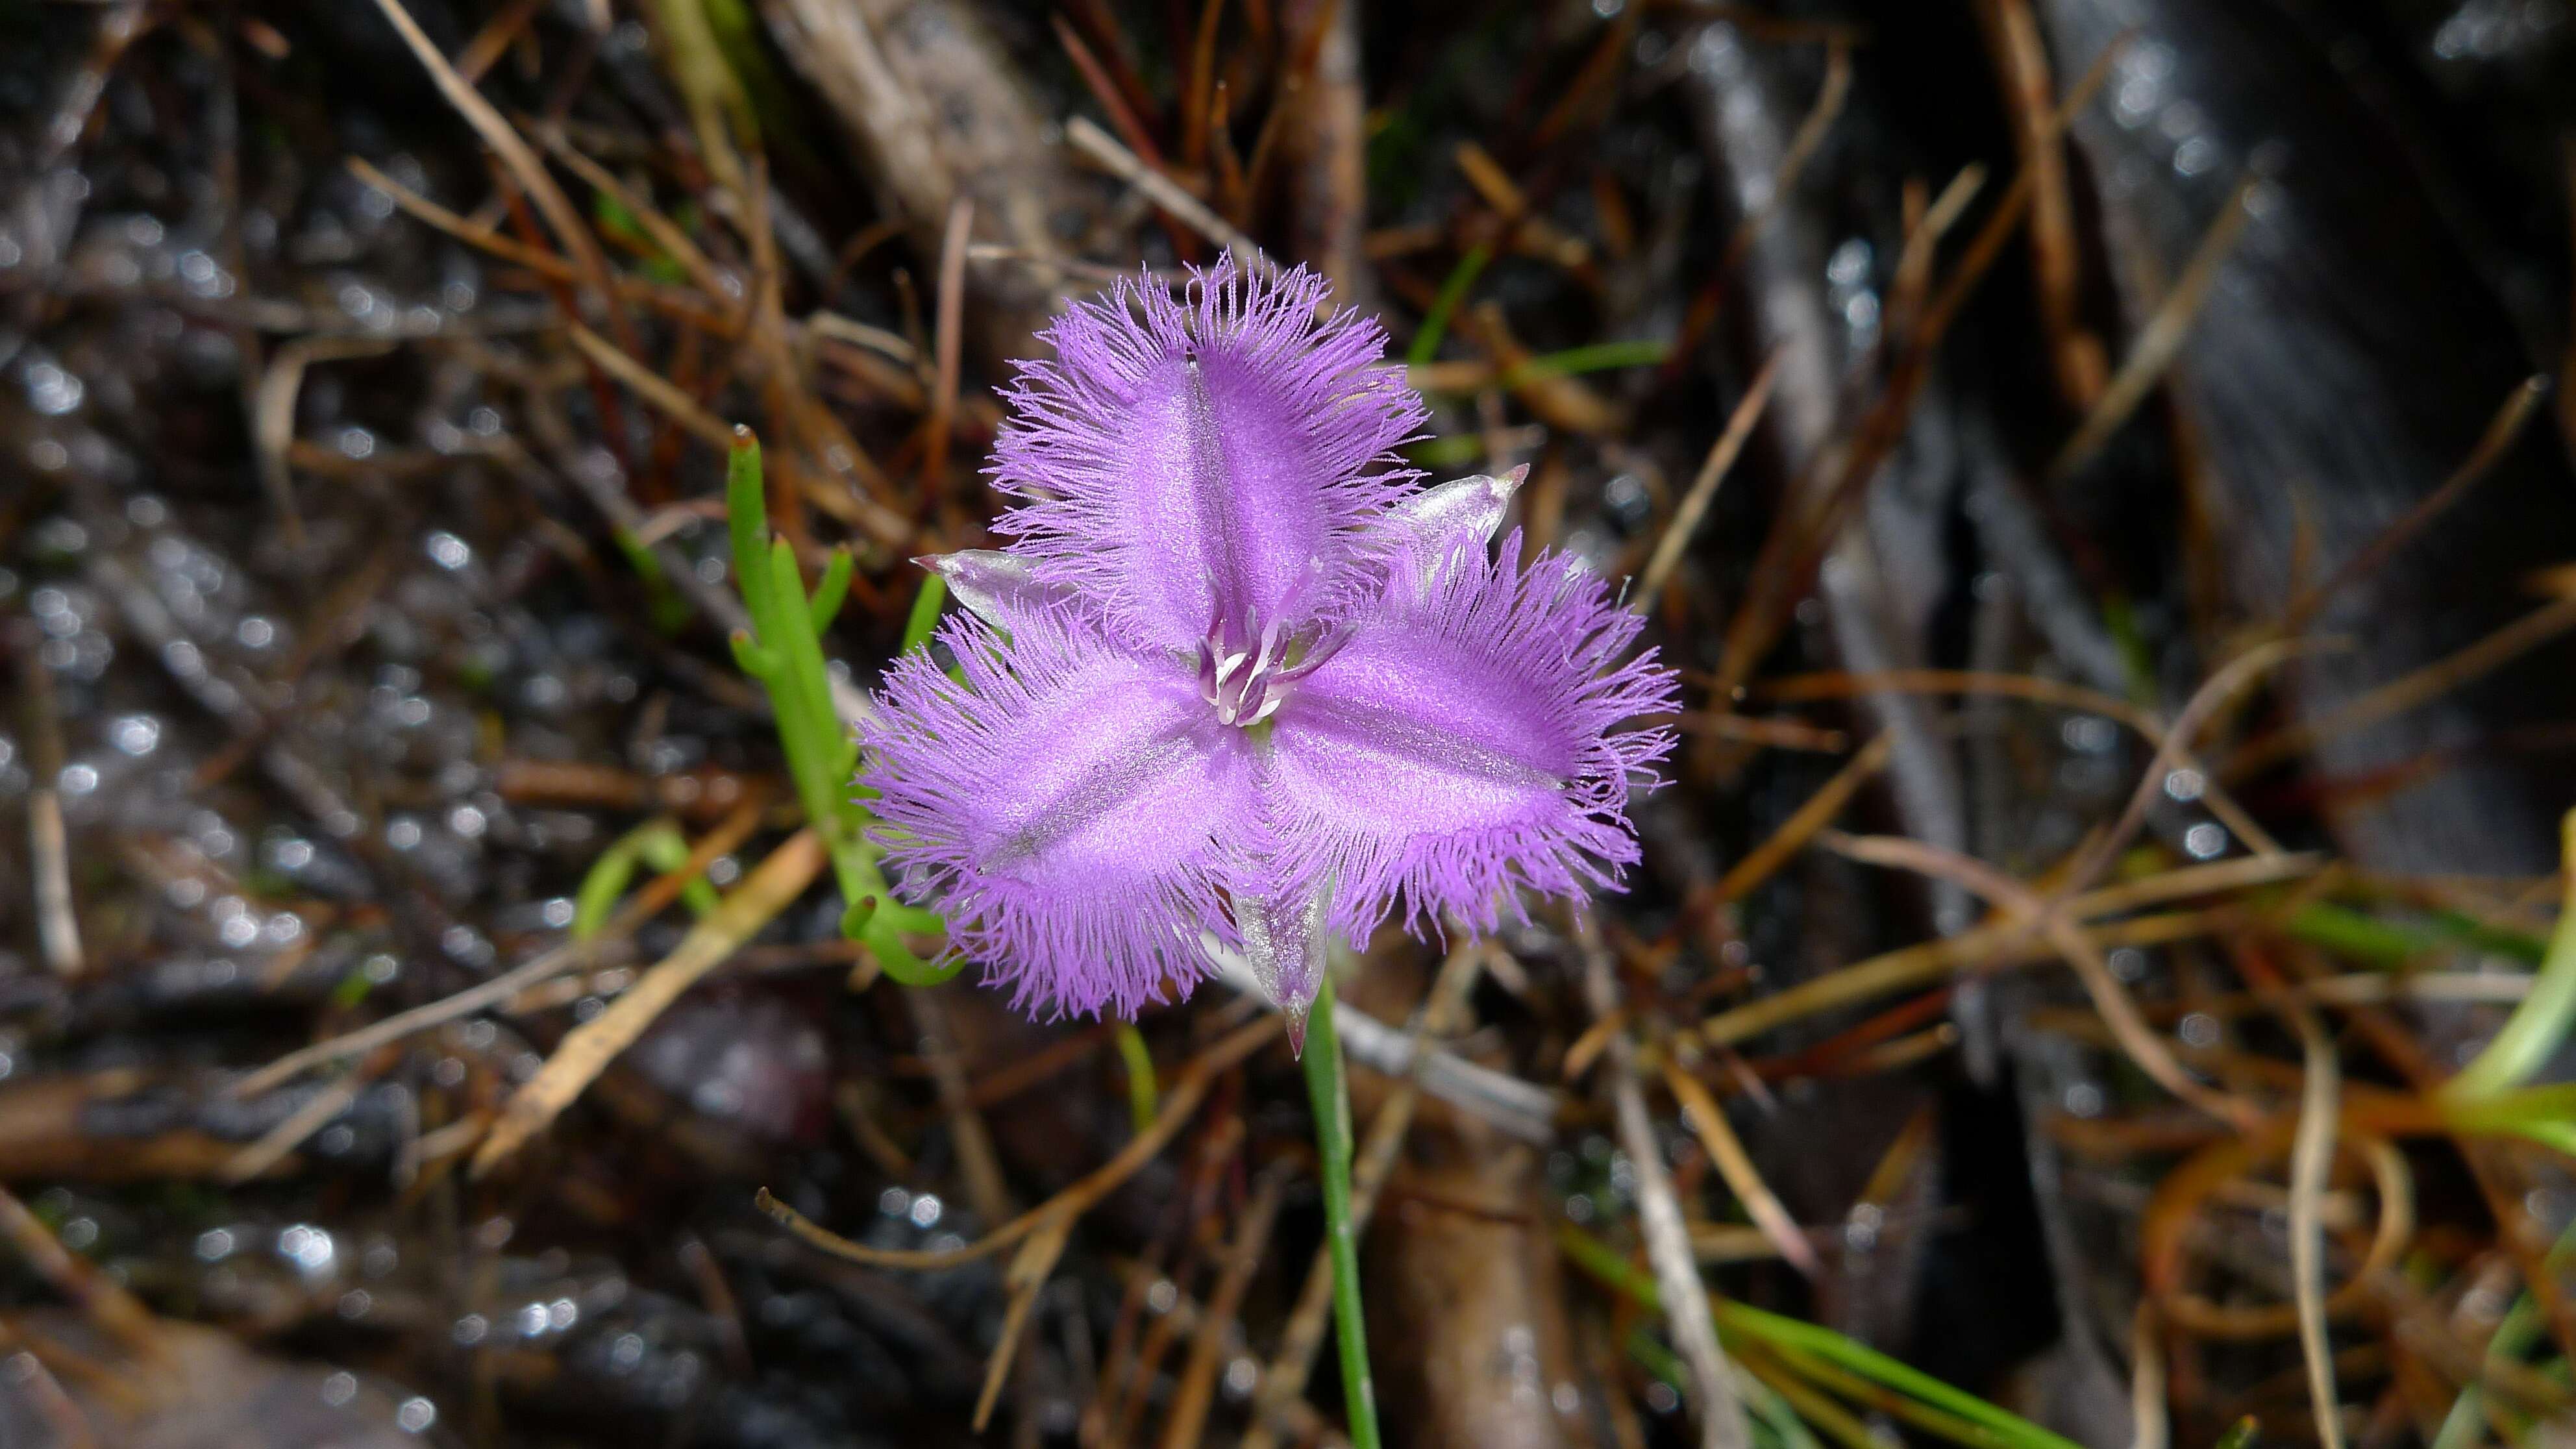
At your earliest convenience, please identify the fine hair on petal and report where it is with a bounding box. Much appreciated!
[987,253,1429,648]
[860,606,1248,1019]
[1267,532,1679,945]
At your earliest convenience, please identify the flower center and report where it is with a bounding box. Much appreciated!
[1197,613,1290,728]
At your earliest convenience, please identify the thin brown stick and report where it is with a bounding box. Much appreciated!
[2065,637,2316,895]
[2288,1007,2347,1449]
[1885,165,1987,345]
[236,787,770,1095]
[1637,352,1783,605]
[2048,172,2254,482]
[471,828,826,1176]
[1158,1165,1289,1449]
[533,123,734,304]
[0,1185,158,1356]
[756,1016,1282,1271]
[367,0,633,354]
[1179,0,1226,180]
[222,1057,382,1183]
[1824,831,2255,1126]
[1701,850,2320,1046]
[922,197,972,495]
[1661,1060,1820,1278]
[565,322,733,447]
[16,634,82,978]
[252,335,397,554]
[2228,597,2576,779]
[1065,116,1276,274]
[1747,666,2283,855]
[1706,730,1894,905]
[2131,1303,2170,1449]
[2276,376,2549,636]
[1974,0,2103,408]
[910,986,1016,1226]
[1676,712,1851,753]
[1708,37,2123,702]
[1579,917,1749,1449]
[974,1213,1072,1431]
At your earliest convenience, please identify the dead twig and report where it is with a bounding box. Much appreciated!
[1661,1060,1820,1278]
[365,0,634,354]
[236,787,770,1095]
[471,828,825,1175]
[1637,353,1783,606]
[1579,917,1750,1449]
[1823,830,2257,1127]
[756,1016,1282,1270]
[1158,1165,1291,1449]
[1702,851,2322,1046]
[2288,1008,2347,1449]
[2047,173,2256,484]
[1707,729,1894,905]
[2275,376,2550,637]
[1065,116,1278,277]
[15,630,82,978]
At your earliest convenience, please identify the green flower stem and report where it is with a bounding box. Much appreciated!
[1301,976,1380,1449]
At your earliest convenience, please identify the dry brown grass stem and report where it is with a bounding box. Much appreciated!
[1579,917,1750,1449]
[1749,666,2284,854]
[1661,1060,1821,1278]
[1637,352,1783,606]
[470,828,827,1176]
[1708,729,1894,906]
[366,0,635,355]
[2046,172,2255,484]
[2288,1007,2347,1449]
[923,198,973,495]
[756,1016,1282,1271]
[1824,830,2257,1128]
[2228,591,2576,780]
[1157,1165,1291,1449]
[1065,116,1275,275]
[1701,850,2321,1046]
[2275,375,2549,638]
[238,788,773,1095]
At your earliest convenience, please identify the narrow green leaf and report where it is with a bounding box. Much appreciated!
[838,894,877,939]
[728,630,778,678]
[901,571,949,655]
[2445,809,2576,1100]
[725,428,769,614]
[1406,242,1491,367]
[808,547,854,634]
[1115,1023,1157,1136]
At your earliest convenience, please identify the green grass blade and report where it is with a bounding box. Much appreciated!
[2444,809,2576,1100]
[1406,243,1491,367]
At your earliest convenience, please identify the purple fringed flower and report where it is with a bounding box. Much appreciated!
[861,256,1677,1030]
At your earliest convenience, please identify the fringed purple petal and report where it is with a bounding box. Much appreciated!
[989,254,1428,654]
[1259,532,1678,943]
[860,610,1260,1019]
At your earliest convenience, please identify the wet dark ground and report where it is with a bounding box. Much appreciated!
[3,0,2575,1445]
